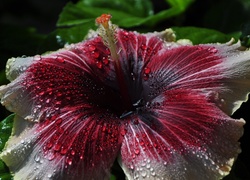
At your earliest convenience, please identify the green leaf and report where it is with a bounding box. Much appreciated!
[0,114,14,180]
[0,160,12,180]
[172,26,236,44]
[144,0,195,27]
[56,22,96,43]
[57,0,153,27]
[0,114,14,151]
[81,0,153,17]
[56,0,195,43]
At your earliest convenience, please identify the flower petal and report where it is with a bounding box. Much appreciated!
[1,107,124,180]
[0,37,123,121]
[119,89,244,179]
[0,35,127,179]
[143,41,250,115]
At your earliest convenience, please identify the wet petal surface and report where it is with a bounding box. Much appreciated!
[120,90,244,179]
[1,109,124,180]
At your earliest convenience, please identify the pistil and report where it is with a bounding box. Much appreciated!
[96,14,133,113]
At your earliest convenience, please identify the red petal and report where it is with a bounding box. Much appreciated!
[0,37,126,120]
[143,42,250,115]
[144,45,223,98]
[120,90,244,179]
[1,108,124,179]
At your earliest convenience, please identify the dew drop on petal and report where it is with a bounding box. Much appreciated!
[143,67,151,80]
[47,151,55,161]
[141,44,147,50]
[34,154,41,163]
[96,61,103,69]
[141,170,147,178]
[91,51,100,58]
[56,56,65,63]
[134,149,140,155]
[144,67,151,74]
[60,146,68,155]
[54,143,61,151]
[47,173,52,178]
[102,57,109,65]
[39,91,45,96]
[208,47,218,53]
[34,55,41,61]
[46,98,51,104]
[46,141,53,149]
[71,150,75,156]
[66,157,72,165]
[88,44,96,51]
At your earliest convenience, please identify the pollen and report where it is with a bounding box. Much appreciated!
[95,14,112,29]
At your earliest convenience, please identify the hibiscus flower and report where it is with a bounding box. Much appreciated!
[0,14,249,180]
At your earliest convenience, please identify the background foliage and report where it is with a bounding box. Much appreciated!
[0,0,250,179]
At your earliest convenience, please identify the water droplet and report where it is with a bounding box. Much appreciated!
[56,56,65,63]
[47,173,52,178]
[88,44,96,51]
[141,161,146,167]
[144,67,151,74]
[54,143,61,151]
[46,141,53,149]
[91,51,100,58]
[134,149,140,155]
[34,154,41,162]
[130,72,136,81]
[141,170,147,177]
[46,98,51,104]
[71,150,75,156]
[102,125,106,132]
[141,44,147,50]
[47,151,55,161]
[38,90,45,96]
[56,92,63,97]
[208,47,218,53]
[143,67,151,80]
[102,57,109,65]
[66,157,72,165]
[96,61,103,69]
[151,171,156,176]
[60,146,68,155]
[33,55,41,61]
